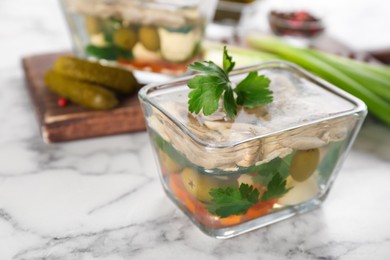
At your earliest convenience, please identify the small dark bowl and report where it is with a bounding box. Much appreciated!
[268,10,325,38]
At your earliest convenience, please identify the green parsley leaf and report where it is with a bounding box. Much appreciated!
[239,183,260,204]
[223,46,235,74]
[278,155,292,179]
[235,72,273,108]
[261,173,291,202]
[253,158,282,186]
[207,183,260,218]
[251,155,293,202]
[188,75,226,115]
[187,47,273,119]
[223,87,237,119]
[188,61,228,82]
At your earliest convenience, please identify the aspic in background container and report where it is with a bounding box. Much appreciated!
[139,61,367,238]
[60,0,217,81]
[213,0,258,25]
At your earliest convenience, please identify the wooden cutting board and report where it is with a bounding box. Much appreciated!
[22,52,146,143]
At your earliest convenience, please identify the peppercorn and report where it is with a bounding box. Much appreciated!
[57,97,68,107]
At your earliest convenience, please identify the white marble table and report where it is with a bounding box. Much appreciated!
[1,0,390,259]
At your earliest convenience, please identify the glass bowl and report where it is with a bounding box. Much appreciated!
[138,61,366,238]
[60,0,217,83]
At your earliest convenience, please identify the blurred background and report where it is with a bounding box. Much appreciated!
[1,0,390,64]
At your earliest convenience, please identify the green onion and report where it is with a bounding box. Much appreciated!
[202,41,278,67]
[246,35,390,126]
[307,50,390,102]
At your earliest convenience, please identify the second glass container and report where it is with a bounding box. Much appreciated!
[60,0,217,81]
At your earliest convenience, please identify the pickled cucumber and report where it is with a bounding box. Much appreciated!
[113,28,138,50]
[44,70,118,110]
[54,56,138,94]
[139,26,160,52]
[290,149,320,182]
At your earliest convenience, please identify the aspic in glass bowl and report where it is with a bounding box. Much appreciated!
[60,0,217,81]
[138,61,366,238]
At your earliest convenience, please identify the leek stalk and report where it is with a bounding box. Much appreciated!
[247,35,390,126]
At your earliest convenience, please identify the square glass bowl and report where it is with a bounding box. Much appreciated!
[138,61,367,238]
[60,0,217,82]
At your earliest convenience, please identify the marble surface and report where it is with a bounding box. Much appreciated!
[1,0,390,259]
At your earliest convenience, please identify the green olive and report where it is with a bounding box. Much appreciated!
[158,150,182,174]
[290,149,320,182]
[139,26,160,52]
[113,28,138,50]
[181,168,237,202]
[85,16,101,35]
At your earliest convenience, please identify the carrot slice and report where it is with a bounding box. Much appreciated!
[169,174,203,216]
[244,199,277,221]
[170,174,264,229]
[219,215,242,226]
[169,174,188,201]
[185,198,196,214]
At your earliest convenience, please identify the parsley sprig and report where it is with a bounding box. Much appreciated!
[261,174,291,202]
[207,183,259,218]
[188,46,273,119]
[206,156,292,218]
